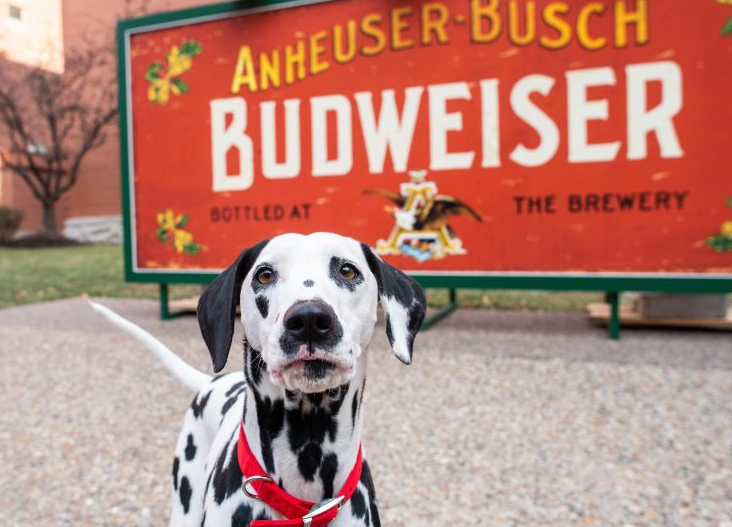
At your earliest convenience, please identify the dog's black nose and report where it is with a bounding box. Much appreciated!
[283,300,335,347]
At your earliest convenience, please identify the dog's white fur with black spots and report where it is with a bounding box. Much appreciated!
[92,232,426,527]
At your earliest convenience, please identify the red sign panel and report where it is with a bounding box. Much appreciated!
[119,0,732,277]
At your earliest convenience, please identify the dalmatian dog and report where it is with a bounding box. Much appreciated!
[91,232,426,527]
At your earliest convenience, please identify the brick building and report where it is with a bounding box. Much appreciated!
[0,0,205,240]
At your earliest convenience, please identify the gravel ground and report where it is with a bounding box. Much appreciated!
[0,297,730,527]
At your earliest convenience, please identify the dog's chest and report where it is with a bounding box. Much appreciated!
[194,378,377,526]
[200,441,377,527]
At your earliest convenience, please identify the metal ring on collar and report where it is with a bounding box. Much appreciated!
[242,475,273,500]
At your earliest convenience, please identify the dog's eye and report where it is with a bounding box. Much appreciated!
[339,264,359,281]
[255,267,276,285]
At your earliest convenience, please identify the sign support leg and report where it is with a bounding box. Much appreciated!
[606,291,621,340]
[159,283,171,320]
[420,288,457,331]
[159,283,188,320]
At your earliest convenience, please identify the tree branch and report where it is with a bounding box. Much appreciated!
[0,151,48,203]
[57,107,118,196]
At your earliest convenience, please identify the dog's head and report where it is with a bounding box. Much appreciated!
[197,232,426,393]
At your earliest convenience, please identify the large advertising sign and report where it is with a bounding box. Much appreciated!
[118,0,732,288]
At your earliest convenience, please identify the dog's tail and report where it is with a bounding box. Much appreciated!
[89,300,211,392]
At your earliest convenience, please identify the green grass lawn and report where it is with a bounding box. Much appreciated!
[0,245,201,309]
[0,244,602,311]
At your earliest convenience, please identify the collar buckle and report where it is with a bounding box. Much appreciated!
[302,496,345,526]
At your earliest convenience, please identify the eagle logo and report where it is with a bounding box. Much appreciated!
[364,170,482,262]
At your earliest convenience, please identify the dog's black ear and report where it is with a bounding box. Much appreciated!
[361,244,426,364]
[198,240,269,372]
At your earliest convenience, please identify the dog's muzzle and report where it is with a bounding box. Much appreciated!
[273,300,351,390]
[283,300,337,349]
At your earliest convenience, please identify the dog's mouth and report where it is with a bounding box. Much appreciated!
[273,356,352,378]
[285,358,336,378]
[270,349,355,390]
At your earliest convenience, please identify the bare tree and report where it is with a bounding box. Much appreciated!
[0,0,151,238]
[0,43,118,236]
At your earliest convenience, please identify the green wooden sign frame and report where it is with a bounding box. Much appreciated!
[116,0,732,337]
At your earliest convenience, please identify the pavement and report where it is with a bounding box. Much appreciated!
[0,297,730,527]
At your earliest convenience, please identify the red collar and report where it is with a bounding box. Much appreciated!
[237,423,363,527]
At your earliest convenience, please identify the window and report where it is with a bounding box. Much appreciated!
[9,5,22,20]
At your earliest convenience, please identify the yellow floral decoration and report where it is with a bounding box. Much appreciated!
[156,209,201,255]
[705,198,732,252]
[145,41,202,105]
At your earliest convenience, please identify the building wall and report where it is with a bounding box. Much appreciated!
[0,0,209,235]
[0,0,64,73]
